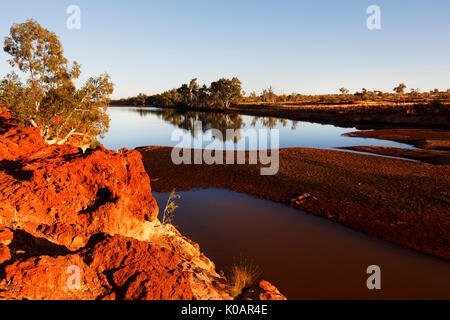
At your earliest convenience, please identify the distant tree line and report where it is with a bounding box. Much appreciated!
[240,83,450,105]
[113,82,450,108]
[113,77,243,109]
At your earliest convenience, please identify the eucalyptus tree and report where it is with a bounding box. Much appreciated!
[136,93,147,106]
[209,77,242,109]
[394,83,407,94]
[177,78,200,107]
[339,88,349,95]
[0,19,113,146]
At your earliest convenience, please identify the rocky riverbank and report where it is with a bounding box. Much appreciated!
[0,108,285,300]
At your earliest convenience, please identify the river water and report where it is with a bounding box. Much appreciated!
[101,107,412,151]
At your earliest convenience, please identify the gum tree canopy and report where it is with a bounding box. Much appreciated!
[0,19,113,146]
[209,77,242,109]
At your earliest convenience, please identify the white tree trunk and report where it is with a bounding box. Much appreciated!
[56,128,77,145]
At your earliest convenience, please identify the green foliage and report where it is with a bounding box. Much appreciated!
[209,77,243,108]
[113,77,242,110]
[0,19,113,147]
[147,89,181,107]
[177,78,200,107]
[0,73,33,124]
[174,77,243,109]
[3,19,81,111]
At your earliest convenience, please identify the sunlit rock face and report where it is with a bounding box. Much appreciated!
[1,234,194,300]
[0,108,158,251]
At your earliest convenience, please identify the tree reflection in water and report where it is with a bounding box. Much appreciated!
[130,108,300,142]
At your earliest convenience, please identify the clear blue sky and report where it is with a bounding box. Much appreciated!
[0,0,449,99]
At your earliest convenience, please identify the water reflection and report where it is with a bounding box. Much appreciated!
[135,108,244,142]
[101,106,414,151]
[252,117,294,130]
[132,107,300,141]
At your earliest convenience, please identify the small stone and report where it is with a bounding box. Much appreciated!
[290,193,312,205]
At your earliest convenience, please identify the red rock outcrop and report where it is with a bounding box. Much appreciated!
[0,110,158,250]
[238,280,287,300]
[1,234,193,300]
[78,234,193,300]
[0,228,13,264]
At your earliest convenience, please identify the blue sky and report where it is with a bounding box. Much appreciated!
[0,0,449,99]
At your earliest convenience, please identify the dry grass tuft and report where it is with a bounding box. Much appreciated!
[160,189,180,225]
[228,256,262,298]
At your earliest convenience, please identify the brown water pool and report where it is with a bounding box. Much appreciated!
[153,188,450,299]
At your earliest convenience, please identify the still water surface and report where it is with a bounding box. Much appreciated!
[101,107,412,151]
[154,189,450,299]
